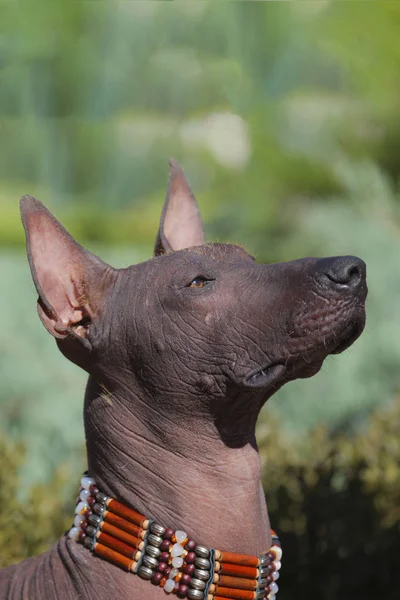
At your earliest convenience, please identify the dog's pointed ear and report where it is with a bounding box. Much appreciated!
[20,196,116,347]
[154,159,205,256]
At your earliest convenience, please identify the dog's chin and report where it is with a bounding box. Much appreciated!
[329,316,365,355]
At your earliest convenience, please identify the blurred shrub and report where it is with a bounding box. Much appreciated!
[2,397,400,599]
[259,396,400,599]
[0,434,74,568]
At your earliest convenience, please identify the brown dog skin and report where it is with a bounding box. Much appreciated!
[0,160,367,599]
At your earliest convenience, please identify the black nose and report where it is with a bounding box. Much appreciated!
[317,256,366,290]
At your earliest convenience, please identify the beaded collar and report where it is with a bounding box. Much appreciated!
[68,474,282,600]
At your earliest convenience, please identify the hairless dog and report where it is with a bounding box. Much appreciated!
[0,160,367,599]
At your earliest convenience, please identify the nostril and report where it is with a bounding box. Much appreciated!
[326,264,360,286]
[320,256,366,289]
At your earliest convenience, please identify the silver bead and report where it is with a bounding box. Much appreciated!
[193,569,209,581]
[86,525,97,537]
[88,514,101,527]
[142,555,158,570]
[190,578,206,590]
[194,545,210,558]
[258,577,268,587]
[95,491,108,503]
[137,566,154,580]
[260,555,271,565]
[256,592,267,600]
[83,536,94,550]
[145,545,161,559]
[260,566,270,576]
[188,589,204,600]
[93,503,105,515]
[195,557,211,570]
[147,534,163,547]
[150,522,166,536]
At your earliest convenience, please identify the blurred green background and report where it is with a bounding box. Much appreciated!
[1,1,400,598]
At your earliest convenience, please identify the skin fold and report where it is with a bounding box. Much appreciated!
[0,160,367,599]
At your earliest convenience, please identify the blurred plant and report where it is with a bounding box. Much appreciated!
[0,433,75,568]
[257,395,400,600]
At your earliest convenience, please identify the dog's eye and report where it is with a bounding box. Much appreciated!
[188,277,209,289]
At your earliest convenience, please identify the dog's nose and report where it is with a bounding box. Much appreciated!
[316,256,366,291]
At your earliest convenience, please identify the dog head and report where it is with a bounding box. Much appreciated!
[21,160,367,441]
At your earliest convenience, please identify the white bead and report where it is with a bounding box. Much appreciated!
[272,571,279,581]
[269,596,276,600]
[74,515,85,528]
[169,568,179,579]
[68,527,80,541]
[171,543,184,557]
[172,557,183,568]
[80,476,95,490]
[75,501,89,515]
[271,545,282,561]
[80,489,90,502]
[274,560,282,571]
[163,579,175,593]
[271,582,279,594]
[175,530,187,544]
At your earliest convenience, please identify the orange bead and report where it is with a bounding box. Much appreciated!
[93,542,134,571]
[215,587,256,600]
[219,564,259,579]
[219,552,259,568]
[218,576,257,591]
[106,499,147,527]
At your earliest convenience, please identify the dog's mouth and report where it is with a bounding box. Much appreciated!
[244,363,287,389]
[244,315,365,390]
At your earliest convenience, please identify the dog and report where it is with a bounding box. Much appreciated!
[0,160,367,599]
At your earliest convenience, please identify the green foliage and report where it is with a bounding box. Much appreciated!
[0,434,74,568]
[258,397,400,599]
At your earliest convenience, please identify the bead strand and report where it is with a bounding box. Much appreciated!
[68,474,282,600]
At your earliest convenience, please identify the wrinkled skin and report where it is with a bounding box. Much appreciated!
[0,161,367,599]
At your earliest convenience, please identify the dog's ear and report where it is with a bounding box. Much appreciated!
[20,196,116,347]
[154,159,205,256]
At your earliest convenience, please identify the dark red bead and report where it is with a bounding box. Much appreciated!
[80,521,88,531]
[78,531,86,543]
[267,551,275,561]
[185,552,196,564]
[87,496,96,507]
[85,509,93,518]
[160,539,172,552]
[184,564,195,576]
[164,528,174,540]
[89,485,99,495]
[185,539,196,551]
[164,567,171,577]
[151,572,163,586]
[160,552,170,563]
[265,586,271,594]
[266,575,273,584]
[158,562,168,573]
[180,574,191,586]
[177,584,189,599]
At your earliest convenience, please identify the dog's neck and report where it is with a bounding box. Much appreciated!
[83,377,271,555]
